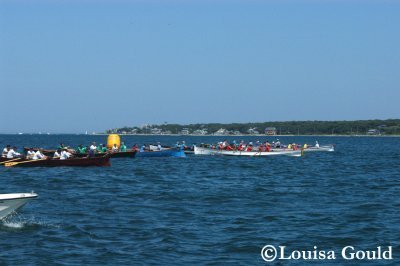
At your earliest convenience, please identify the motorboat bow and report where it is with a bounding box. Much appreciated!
[0,192,38,220]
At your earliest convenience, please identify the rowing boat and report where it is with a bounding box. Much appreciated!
[268,145,334,153]
[4,155,111,167]
[24,147,137,158]
[193,146,301,156]
[149,144,194,154]
[74,150,137,158]
[136,148,186,158]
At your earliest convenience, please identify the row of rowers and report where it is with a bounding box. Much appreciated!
[2,145,22,159]
[2,146,50,160]
[25,141,128,160]
[210,140,318,151]
[73,142,128,154]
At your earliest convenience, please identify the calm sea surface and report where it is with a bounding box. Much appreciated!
[0,135,399,265]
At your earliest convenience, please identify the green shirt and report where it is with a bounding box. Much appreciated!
[97,147,108,153]
[77,147,87,154]
[120,145,127,152]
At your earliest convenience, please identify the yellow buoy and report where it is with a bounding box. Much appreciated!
[107,134,121,149]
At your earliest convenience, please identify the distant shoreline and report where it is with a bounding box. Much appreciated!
[93,134,400,137]
[1,133,399,137]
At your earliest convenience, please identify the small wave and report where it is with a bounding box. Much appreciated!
[1,213,62,230]
[3,221,25,229]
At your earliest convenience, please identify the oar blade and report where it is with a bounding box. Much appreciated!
[4,162,18,167]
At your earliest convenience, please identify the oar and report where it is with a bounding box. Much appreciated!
[0,157,21,165]
[5,158,47,167]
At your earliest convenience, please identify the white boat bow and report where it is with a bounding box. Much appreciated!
[0,192,38,220]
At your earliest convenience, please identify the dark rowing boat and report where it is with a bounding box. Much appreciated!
[74,150,137,158]
[23,147,137,158]
[4,155,110,167]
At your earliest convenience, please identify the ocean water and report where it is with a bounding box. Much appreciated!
[0,135,399,265]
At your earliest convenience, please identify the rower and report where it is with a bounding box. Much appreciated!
[26,148,36,159]
[232,140,237,150]
[140,145,146,152]
[175,142,180,149]
[156,142,162,151]
[246,143,253,152]
[58,143,68,150]
[266,141,271,152]
[120,142,127,152]
[315,141,320,148]
[180,141,186,150]
[77,144,87,154]
[53,149,61,159]
[6,146,21,158]
[88,146,96,157]
[222,140,229,149]
[111,144,118,152]
[33,149,46,160]
[90,142,97,153]
[303,143,308,149]
[275,139,281,148]
[60,148,72,160]
[287,143,292,149]
[98,144,108,153]
[2,145,10,157]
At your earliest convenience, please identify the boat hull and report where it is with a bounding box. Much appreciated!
[5,156,110,167]
[74,150,137,158]
[136,149,186,158]
[194,146,301,156]
[0,193,38,220]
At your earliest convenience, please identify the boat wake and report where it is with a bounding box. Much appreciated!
[1,213,61,230]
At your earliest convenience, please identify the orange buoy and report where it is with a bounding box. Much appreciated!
[107,134,121,149]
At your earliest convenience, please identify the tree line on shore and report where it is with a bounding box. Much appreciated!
[107,119,400,135]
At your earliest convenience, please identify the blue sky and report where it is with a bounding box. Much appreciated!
[1,0,399,133]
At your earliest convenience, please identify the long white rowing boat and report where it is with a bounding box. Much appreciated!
[0,192,38,220]
[194,146,301,156]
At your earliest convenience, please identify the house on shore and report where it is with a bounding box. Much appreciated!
[265,127,277,135]
[367,129,381,135]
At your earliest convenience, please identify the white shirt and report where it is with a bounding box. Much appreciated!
[112,146,118,152]
[27,150,35,158]
[315,142,320,148]
[90,145,97,151]
[60,150,71,160]
[33,151,45,160]
[2,148,8,157]
[54,151,61,158]
[6,149,20,159]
